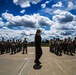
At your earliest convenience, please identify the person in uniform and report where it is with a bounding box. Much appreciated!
[56,38,62,56]
[52,38,57,54]
[63,38,68,54]
[49,39,53,52]
[6,40,10,53]
[0,41,1,54]
[22,38,27,54]
[11,39,16,54]
[34,29,43,64]
[0,38,5,54]
[9,40,12,53]
[67,37,73,55]
[73,37,76,53]
[15,40,19,52]
[19,40,22,52]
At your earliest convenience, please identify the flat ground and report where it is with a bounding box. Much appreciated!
[0,47,76,75]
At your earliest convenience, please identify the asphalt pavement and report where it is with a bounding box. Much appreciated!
[0,47,76,75]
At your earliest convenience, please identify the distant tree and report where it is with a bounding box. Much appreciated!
[42,40,45,43]
[45,39,49,43]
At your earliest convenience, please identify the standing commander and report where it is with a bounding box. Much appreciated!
[34,29,43,64]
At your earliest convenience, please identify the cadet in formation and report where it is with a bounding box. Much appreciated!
[49,37,76,56]
[0,38,24,55]
[22,38,27,54]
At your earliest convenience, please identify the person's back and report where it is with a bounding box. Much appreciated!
[35,33,41,47]
[1,38,5,54]
[34,29,43,64]
[22,38,27,54]
[73,37,76,53]
[11,39,16,54]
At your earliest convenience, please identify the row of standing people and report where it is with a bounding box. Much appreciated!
[49,37,76,56]
[0,38,27,54]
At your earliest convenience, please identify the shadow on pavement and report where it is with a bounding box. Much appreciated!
[33,64,42,70]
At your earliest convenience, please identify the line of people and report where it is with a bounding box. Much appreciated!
[0,36,76,56]
[0,38,27,55]
[49,37,76,56]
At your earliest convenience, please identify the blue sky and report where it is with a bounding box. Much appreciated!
[0,0,76,41]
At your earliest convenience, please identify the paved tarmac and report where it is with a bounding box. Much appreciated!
[0,47,76,75]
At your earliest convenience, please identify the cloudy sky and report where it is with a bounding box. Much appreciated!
[0,0,76,42]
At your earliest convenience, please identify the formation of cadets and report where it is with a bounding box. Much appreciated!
[0,38,27,55]
[0,36,76,56]
[49,37,76,56]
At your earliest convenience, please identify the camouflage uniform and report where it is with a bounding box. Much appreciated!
[22,38,27,54]
[67,37,73,55]
[73,37,76,53]
[11,39,16,54]
[0,38,5,54]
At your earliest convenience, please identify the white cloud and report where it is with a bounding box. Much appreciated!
[0,18,4,26]
[36,11,76,40]
[50,11,76,39]
[67,1,76,10]
[13,0,41,8]
[53,0,76,4]
[53,9,64,14]
[2,12,53,28]
[52,11,74,23]
[6,10,9,12]
[40,8,54,15]
[0,18,2,21]
[0,27,36,41]
[39,1,76,16]
[52,2,63,8]
[0,26,52,42]
[1,12,54,41]
[41,0,51,8]
[68,1,73,8]
[20,9,26,14]
[1,11,76,41]
[41,4,46,9]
